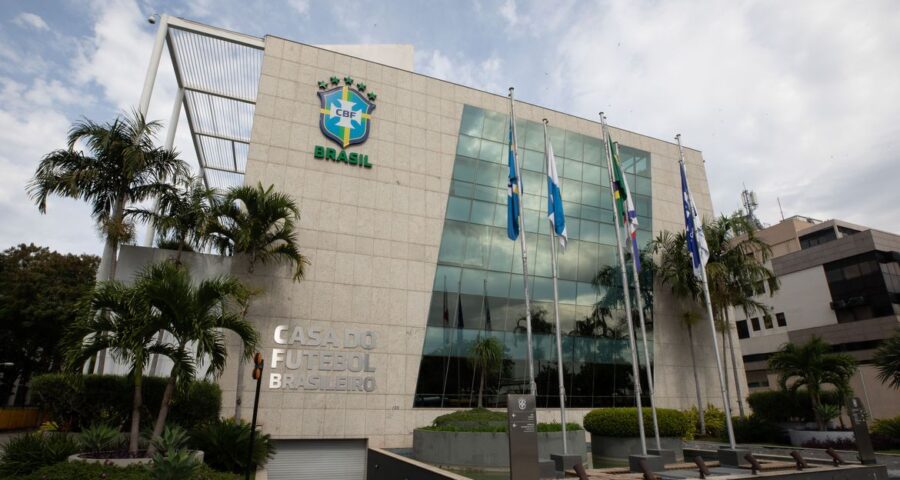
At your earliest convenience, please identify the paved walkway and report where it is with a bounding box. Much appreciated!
[685,440,900,478]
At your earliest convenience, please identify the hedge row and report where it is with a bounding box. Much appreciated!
[30,374,221,432]
[746,389,842,423]
[583,407,693,439]
[13,462,240,480]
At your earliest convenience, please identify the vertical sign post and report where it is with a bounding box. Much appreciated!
[849,397,877,465]
[246,353,264,480]
[507,394,540,480]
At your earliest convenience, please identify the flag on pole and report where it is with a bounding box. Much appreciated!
[456,292,464,329]
[546,133,567,249]
[507,121,521,241]
[680,160,709,278]
[609,139,641,271]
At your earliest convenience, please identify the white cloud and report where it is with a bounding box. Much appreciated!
[416,49,505,94]
[13,12,49,31]
[537,0,900,232]
[288,0,310,16]
[498,0,519,27]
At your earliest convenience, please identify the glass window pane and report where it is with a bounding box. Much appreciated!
[578,242,599,283]
[493,202,509,227]
[475,184,501,203]
[446,196,471,221]
[476,161,501,187]
[559,280,578,304]
[438,221,467,263]
[451,180,474,198]
[598,245,616,267]
[485,271,510,297]
[558,240,579,280]
[464,224,490,266]
[479,140,504,163]
[525,121,544,151]
[456,136,481,158]
[549,127,566,157]
[634,195,651,218]
[565,132,584,161]
[576,281,597,306]
[434,265,461,290]
[460,106,484,137]
[584,137,603,165]
[635,154,650,177]
[453,155,477,182]
[482,110,508,142]
[563,158,582,181]
[561,182,581,205]
[635,176,651,196]
[582,185,603,207]
[599,223,617,245]
[470,200,495,226]
[488,227,514,271]
[523,149,544,172]
[580,220,600,243]
[534,235,552,277]
[533,277,554,302]
[523,208,540,233]
[583,164,603,185]
[566,218,580,239]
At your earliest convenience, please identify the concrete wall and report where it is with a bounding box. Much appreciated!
[215,35,742,448]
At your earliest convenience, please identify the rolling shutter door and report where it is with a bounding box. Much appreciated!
[267,439,367,480]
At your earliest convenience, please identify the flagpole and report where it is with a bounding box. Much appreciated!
[616,139,662,451]
[509,87,538,396]
[676,134,737,449]
[440,276,463,409]
[543,119,568,454]
[601,113,647,456]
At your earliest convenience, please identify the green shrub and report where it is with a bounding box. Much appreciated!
[151,426,190,455]
[583,408,693,439]
[152,449,200,480]
[872,415,900,440]
[79,423,123,453]
[18,461,240,480]
[747,389,842,423]
[686,405,726,437]
[728,416,787,444]
[189,418,276,474]
[30,374,222,432]
[0,432,81,477]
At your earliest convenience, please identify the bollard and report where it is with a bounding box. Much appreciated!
[790,451,808,471]
[694,456,712,479]
[745,453,762,475]
[825,448,845,467]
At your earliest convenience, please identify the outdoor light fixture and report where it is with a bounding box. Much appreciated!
[147,14,159,24]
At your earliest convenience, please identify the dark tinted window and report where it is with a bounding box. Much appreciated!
[776,312,786,327]
[763,314,773,329]
[799,228,837,250]
[736,320,750,339]
[750,317,760,331]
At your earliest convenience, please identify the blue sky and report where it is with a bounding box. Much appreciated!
[1,0,899,255]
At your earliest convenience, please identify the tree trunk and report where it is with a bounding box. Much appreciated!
[687,324,706,435]
[93,197,126,375]
[234,300,251,421]
[147,374,177,457]
[129,372,143,456]
[724,313,746,418]
[811,390,826,431]
[477,367,485,408]
[721,328,731,409]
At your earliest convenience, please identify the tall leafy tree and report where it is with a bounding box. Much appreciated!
[209,183,308,420]
[0,245,99,405]
[65,279,169,455]
[28,110,188,282]
[130,175,221,263]
[768,336,857,430]
[136,262,258,456]
[873,328,900,389]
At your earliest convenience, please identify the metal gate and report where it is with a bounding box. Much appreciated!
[266,439,367,480]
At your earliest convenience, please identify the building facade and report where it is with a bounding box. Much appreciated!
[734,217,900,420]
[117,18,746,478]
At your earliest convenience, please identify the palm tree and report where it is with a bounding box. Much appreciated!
[137,262,258,456]
[130,175,221,264]
[65,280,170,455]
[768,336,857,431]
[873,328,900,389]
[649,230,708,433]
[470,336,503,408]
[28,110,187,282]
[208,183,308,420]
[702,214,778,418]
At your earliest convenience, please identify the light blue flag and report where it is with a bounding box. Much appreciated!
[507,121,521,241]
[545,135,567,249]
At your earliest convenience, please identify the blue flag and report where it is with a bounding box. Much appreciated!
[680,161,709,278]
[545,134,567,249]
[507,121,521,240]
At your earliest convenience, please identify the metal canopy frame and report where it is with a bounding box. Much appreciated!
[164,17,264,190]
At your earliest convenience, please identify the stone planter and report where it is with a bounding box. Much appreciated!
[787,429,855,447]
[590,434,683,463]
[68,450,204,467]
[413,429,587,468]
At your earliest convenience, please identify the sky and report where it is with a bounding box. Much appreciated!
[0,0,898,256]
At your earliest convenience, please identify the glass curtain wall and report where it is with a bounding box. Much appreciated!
[413,105,654,409]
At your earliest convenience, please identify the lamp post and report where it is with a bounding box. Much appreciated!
[245,353,264,480]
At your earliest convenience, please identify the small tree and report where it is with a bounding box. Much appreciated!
[768,336,857,431]
[65,280,168,455]
[209,183,308,420]
[873,328,900,390]
[138,262,258,456]
[469,336,503,408]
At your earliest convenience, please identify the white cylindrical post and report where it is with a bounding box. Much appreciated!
[509,87,537,396]
[139,14,169,116]
[676,134,737,449]
[601,114,647,456]
[543,119,568,454]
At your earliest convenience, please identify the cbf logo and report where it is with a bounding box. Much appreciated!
[317,76,376,148]
[518,398,527,410]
